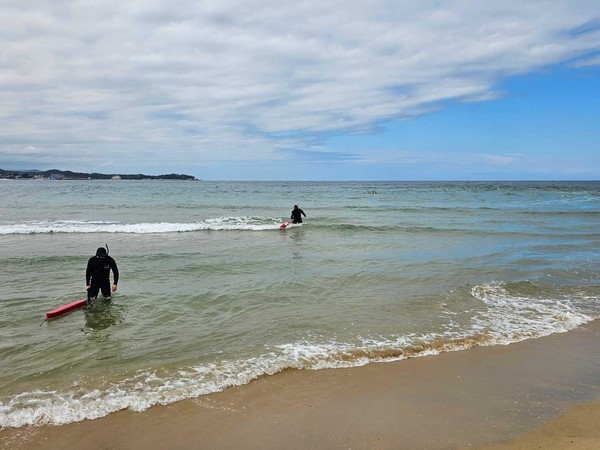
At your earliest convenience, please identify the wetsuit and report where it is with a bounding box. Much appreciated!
[290,207,306,224]
[86,254,119,299]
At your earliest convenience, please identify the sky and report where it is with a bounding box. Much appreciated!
[0,0,599,181]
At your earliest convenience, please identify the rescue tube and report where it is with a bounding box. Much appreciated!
[45,299,87,320]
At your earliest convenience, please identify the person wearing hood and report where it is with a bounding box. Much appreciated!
[290,205,307,224]
[86,247,119,302]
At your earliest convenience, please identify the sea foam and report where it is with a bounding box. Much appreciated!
[1,282,597,429]
[0,217,294,234]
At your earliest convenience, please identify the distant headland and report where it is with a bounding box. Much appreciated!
[0,168,198,181]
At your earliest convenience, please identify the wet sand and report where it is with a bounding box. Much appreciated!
[478,400,600,450]
[2,321,600,450]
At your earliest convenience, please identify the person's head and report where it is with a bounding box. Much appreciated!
[96,247,107,258]
[294,205,299,210]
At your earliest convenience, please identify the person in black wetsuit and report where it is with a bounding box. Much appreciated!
[86,247,119,302]
[290,205,307,224]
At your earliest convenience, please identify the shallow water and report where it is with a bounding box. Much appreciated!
[1,180,599,427]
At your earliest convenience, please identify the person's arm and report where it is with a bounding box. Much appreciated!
[85,258,93,288]
[302,210,306,218]
[110,258,119,290]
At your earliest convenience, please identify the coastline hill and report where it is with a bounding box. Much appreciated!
[0,168,197,180]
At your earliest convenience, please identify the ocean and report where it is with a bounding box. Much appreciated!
[0,180,599,428]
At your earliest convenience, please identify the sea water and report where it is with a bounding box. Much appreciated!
[0,180,599,428]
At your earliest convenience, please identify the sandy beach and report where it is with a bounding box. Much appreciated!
[2,320,600,450]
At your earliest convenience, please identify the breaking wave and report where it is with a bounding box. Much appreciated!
[1,281,597,429]
[0,218,301,234]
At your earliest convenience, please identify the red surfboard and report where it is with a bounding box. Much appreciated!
[45,299,87,320]
[279,221,291,229]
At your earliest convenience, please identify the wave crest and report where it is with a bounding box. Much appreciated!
[0,218,296,234]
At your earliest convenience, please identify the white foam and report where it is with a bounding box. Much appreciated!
[1,282,597,429]
[0,217,287,234]
[0,352,308,428]
[0,336,436,428]
[469,281,593,344]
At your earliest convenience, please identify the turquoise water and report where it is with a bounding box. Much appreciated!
[1,180,599,427]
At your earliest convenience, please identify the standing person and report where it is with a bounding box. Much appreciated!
[290,205,307,224]
[86,246,119,303]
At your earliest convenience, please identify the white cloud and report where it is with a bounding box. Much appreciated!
[481,154,519,165]
[0,0,598,173]
[574,54,600,66]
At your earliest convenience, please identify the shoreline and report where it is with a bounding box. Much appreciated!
[475,399,600,449]
[3,321,600,449]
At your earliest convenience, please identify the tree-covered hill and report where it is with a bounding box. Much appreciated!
[0,168,197,180]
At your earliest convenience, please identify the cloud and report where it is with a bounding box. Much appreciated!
[574,53,600,66]
[481,154,519,165]
[0,0,599,173]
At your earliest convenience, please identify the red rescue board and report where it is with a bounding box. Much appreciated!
[45,299,87,320]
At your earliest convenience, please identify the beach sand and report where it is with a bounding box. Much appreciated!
[2,320,600,450]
